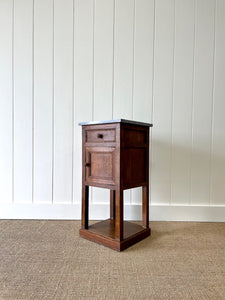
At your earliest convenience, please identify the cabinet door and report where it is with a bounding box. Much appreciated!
[85,147,116,185]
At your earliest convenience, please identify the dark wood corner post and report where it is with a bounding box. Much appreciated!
[142,185,149,228]
[81,126,89,229]
[115,189,123,241]
[142,130,149,229]
[81,185,89,229]
[110,190,115,220]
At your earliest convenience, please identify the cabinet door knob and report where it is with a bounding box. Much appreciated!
[85,163,91,167]
[98,133,103,139]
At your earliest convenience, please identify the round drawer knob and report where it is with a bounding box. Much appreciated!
[98,134,103,139]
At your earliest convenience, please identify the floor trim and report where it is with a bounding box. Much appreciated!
[0,203,225,222]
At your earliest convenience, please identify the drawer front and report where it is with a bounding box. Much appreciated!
[85,129,116,143]
[85,147,116,185]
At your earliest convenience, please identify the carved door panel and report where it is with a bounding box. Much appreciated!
[85,147,116,185]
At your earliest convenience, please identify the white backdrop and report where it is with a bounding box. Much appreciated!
[0,0,225,221]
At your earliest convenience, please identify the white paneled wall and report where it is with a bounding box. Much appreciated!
[33,0,53,204]
[14,0,33,203]
[0,0,13,203]
[171,0,194,205]
[151,0,175,206]
[211,0,225,206]
[0,0,225,221]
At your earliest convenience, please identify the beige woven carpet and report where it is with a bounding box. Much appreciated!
[0,220,225,300]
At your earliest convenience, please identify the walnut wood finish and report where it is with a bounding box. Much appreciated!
[80,219,151,251]
[110,190,115,220]
[79,120,152,251]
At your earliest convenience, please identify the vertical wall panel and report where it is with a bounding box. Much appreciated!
[93,0,114,121]
[171,0,195,205]
[191,0,215,205]
[0,0,13,203]
[92,0,114,204]
[73,0,94,204]
[151,0,175,205]
[211,0,225,205]
[113,0,134,119]
[53,0,73,203]
[113,0,134,204]
[132,0,154,204]
[33,0,53,203]
[133,0,154,123]
[14,0,33,203]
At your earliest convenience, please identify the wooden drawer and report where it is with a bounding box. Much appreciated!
[85,129,116,144]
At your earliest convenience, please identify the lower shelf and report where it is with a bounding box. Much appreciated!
[79,219,151,251]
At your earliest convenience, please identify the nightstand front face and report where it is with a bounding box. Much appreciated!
[82,123,120,189]
[85,147,116,186]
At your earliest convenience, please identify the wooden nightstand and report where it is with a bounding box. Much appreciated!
[79,119,153,251]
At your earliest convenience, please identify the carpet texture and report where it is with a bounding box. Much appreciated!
[0,220,225,300]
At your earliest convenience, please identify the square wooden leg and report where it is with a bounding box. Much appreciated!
[115,189,123,241]
[110,190,115,220]
[142,185,149,228]
[80,186,150,251]
[81,185,89,229]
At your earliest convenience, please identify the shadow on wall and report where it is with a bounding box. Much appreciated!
[150,138,225,205]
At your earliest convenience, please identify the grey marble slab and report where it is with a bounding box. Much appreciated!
[78,119,153,127]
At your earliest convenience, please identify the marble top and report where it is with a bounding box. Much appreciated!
[79,119,153,127]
